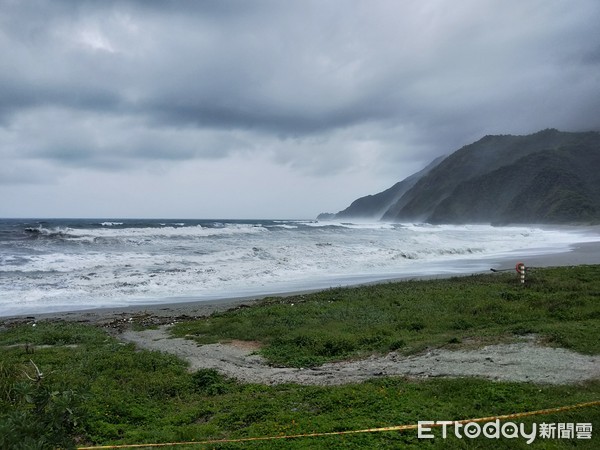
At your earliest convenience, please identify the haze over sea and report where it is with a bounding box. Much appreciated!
[1,218,599,316]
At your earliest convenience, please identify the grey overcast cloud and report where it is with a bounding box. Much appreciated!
[1,0,599,219]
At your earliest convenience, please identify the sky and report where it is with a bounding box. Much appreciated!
[1,0,599,219]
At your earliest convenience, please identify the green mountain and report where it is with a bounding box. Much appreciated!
[323,129,600,224]
[329,156,445,220]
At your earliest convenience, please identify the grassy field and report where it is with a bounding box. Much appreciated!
[1,265,599,448]
[171,265,600,367]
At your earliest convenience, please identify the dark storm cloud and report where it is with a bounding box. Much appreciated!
[1,0,600,179]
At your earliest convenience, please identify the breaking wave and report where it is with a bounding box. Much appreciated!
[1,218,599,315]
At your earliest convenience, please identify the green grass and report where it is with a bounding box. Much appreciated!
[1,265,599,448]
[171,265,600,367]
[1,326,598,448]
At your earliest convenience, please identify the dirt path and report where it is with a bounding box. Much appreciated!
[119,326,600,386]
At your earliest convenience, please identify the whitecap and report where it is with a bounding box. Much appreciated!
[2,222,600,316]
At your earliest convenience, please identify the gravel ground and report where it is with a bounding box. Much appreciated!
[119,327,600,386]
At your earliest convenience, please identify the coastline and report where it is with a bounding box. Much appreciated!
[3,240,599,326]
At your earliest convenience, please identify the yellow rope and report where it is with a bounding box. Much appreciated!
[78,399,599,449]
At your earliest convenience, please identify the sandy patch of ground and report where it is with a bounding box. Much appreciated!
[119,326,600,386]
[225,339,263,351]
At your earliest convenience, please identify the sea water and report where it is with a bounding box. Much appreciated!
[0,218,598,316]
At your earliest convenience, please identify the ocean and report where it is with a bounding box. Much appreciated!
[1,218,598,316]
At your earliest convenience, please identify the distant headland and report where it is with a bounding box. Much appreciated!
[319,129,600,225]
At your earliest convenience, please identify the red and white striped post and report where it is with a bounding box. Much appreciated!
[516,262,526,284]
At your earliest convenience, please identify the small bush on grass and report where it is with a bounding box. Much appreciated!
[0,362,84,449]
[192,369,235,395]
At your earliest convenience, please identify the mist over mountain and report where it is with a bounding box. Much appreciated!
[326,156,446,220]
[320,129,600,224]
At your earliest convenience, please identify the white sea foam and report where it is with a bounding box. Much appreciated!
[1,221,599,315]
[23,223,269,242]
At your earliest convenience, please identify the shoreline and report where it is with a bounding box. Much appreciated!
[3,240,599,326]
